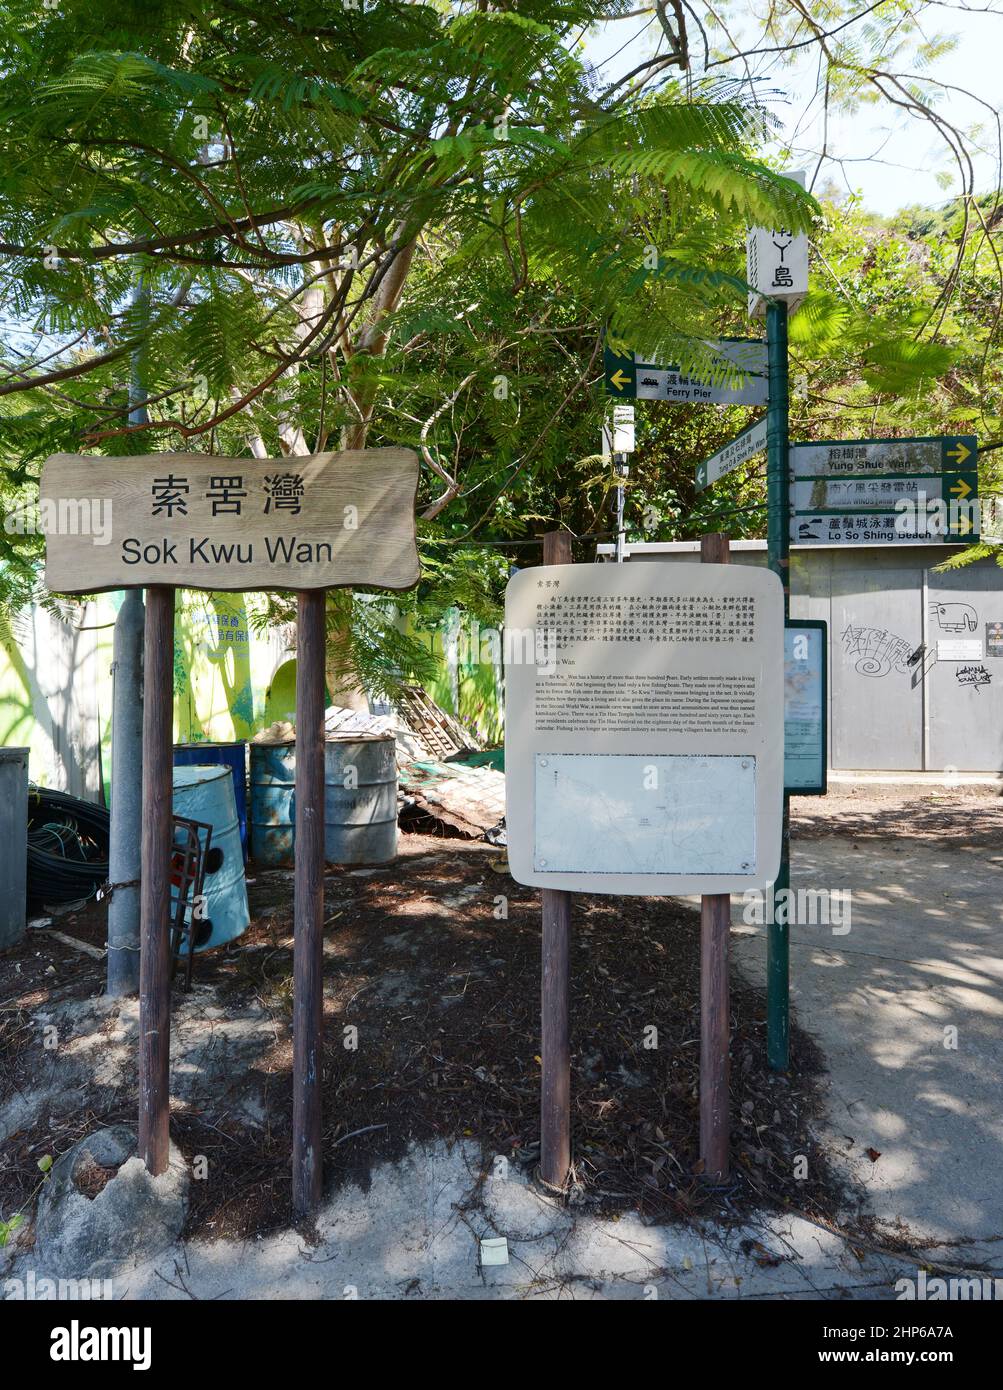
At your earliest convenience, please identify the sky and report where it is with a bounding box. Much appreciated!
[585,4,1002,217]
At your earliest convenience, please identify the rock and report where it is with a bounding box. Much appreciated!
[34,1126,189,1279]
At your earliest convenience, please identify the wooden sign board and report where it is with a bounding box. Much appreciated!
[504,562,784,895]
[39,448,420,593]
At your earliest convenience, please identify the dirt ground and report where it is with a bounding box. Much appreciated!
[5,782,984,1253]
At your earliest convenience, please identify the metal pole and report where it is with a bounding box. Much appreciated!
[293,589,326,1219]
[106,590,144,994]
[614,453,628,563]
[699,532,731,1180]
[138,584,174,1175]
[766,300,791,1072]
[106,283,148,995]
[540,528,572,1189]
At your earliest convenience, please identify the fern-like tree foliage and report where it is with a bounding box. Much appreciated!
[3,1,999,639]
[0,1,815,621]
[0,0,822,689]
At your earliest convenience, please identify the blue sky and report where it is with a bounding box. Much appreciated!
[585,6,1002,216]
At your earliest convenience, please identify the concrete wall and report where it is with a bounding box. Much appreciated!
[0,600,110,800]
[0,594,497,799]
[598,541,1003,773]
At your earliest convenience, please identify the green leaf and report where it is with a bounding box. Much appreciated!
[0,1214,25,1246]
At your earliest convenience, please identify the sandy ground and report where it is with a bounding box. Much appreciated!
[3,782,1000,1298]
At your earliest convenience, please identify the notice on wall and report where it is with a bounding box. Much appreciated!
[785,621,826,795]
[985,622,1003,658]
[504,563,784,895]
[39,448,420,594]
[938,639,983,662]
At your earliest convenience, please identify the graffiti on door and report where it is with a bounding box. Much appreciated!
[956,663,992,691]
[840,623,916,677]
[932,600,978,633]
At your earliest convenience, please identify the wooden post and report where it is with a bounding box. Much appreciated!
[540,529,573,1189]
[293,589,326,1219]
[138,585,175,1175]
[699,532,731,1181]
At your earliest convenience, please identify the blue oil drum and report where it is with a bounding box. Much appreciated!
[171,764,250,953]
[173,742,248,860]
[249,740,296,867]
[249,735,397,867]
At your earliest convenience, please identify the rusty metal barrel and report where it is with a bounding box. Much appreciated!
[324,732,397,865]
[249,733,397,866]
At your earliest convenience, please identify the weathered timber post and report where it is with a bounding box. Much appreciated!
[540,528,573,1190]
[293,589,326,1219]
[138,584,175,1175]
[698,531,731,1181]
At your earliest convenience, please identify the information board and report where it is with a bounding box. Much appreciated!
[504,562,785,895]
[784,620,827,795]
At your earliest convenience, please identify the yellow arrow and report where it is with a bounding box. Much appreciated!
[609,369,629,391]
[947,440,972,466]
[950,477,972,500]
[956,514,973,534]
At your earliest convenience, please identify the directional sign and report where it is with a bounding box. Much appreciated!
[790,436,976,478]
[747,170,809,318]
[790,435,978,545]
[604,339,768,406]
[791,474,971,514]
[696,418,768,491]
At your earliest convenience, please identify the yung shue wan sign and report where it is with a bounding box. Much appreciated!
[504,562,784,896]
[39,448,420,593]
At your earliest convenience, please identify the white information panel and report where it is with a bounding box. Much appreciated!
[505,562,784,895]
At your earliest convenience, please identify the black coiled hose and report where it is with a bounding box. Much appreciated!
[26,785,110,909]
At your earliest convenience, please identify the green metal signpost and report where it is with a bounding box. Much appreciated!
[765,302,791,1071]
[606,180,825,1077]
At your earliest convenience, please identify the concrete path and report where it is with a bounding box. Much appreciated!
[733,834,1003,1267]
